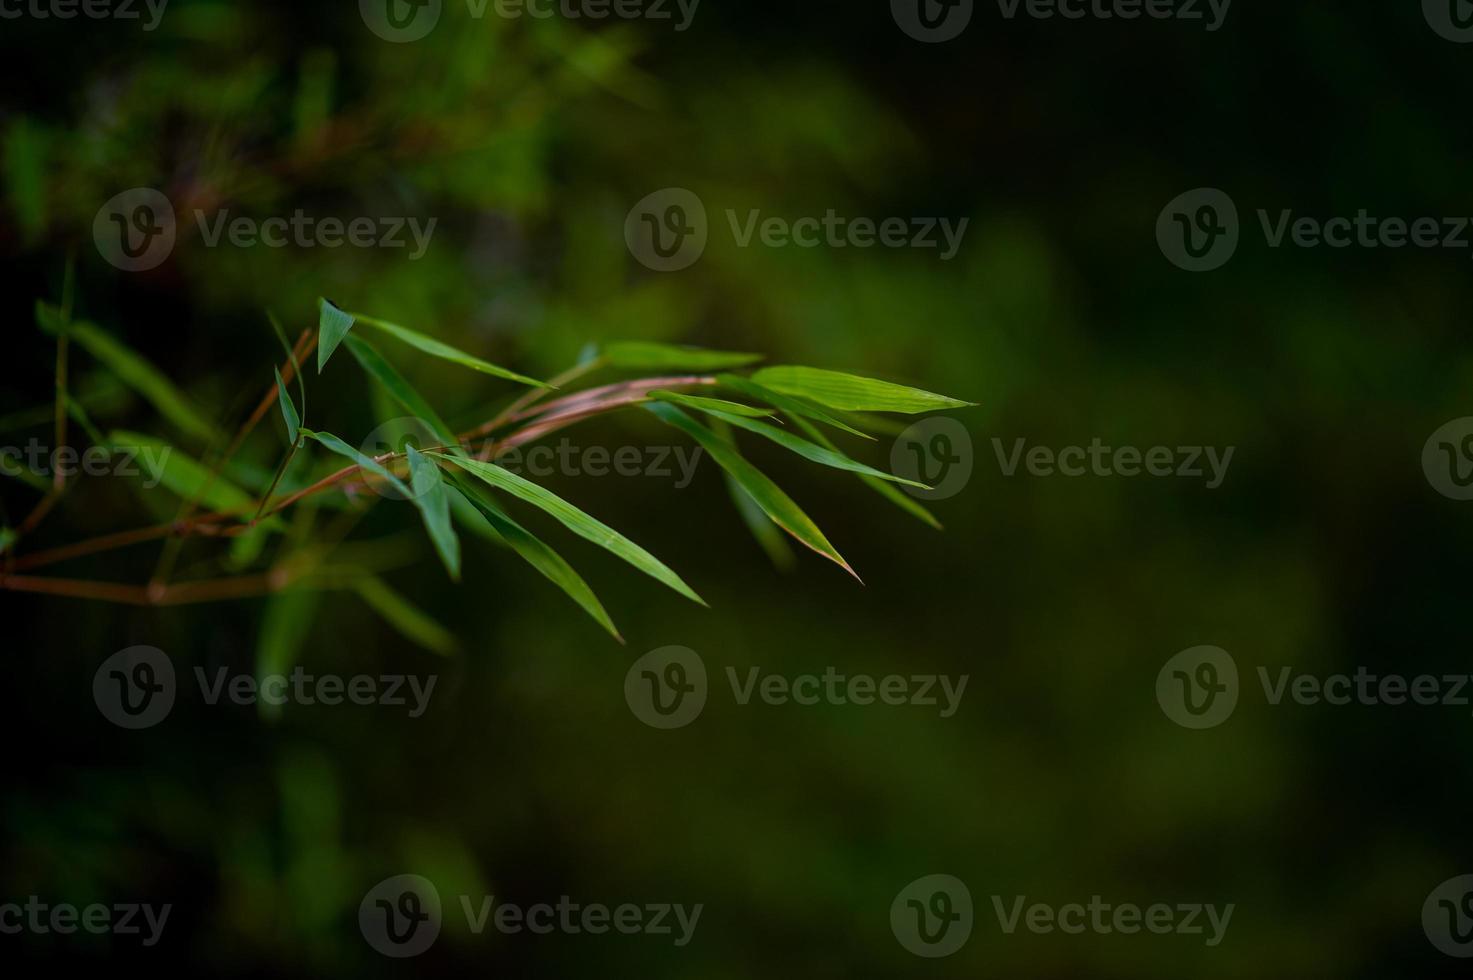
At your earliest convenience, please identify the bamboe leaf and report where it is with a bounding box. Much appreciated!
[717,375,875,440]
[430,452,704,606]
[406,446,461,581]
[790,414,942,530]
[255,588,320,719]
[644,403,858,580]
[446,480,621,641]
[667,401,929,489]
[106,430,257,515]
[353,575,459,655]
[604,340,761,372]
[750,365,976,414]
[343,333,457,447]
[299,427,409,495]
[37,304,220,443]
[274,367,300,444]
[648,390,775,419]
[316,298,355,373]
[708,418,795,572]
[349,311,549,389]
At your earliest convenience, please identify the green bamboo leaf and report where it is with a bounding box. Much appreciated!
[37,304,220,443]
[603,340,762,372]
[717,375,875,440]
[299,427,409,495]
[268,312,307,420]
[353,575,459,655]
[430,452,704,606]
[750,366,976,414]
[790,414,941,530]
[255,587,319,719]
[349,311,549,389]
[106,430,256,514]
[668,401,929,489]
[644,403,858,580]
[342,333,458,448]
[446,480,621,641]
[406,446,461,581]
[0,527,17,555]
[274,367,300,444]
[707,418,795,572]
[316,298,356,373]
[648,390,775,419]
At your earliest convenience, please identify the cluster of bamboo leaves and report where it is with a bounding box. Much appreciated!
[18,290,972,646]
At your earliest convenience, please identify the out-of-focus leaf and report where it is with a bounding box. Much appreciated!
[648,390,775,418]
[255,587,320,719]
[37,305,220,443]
[351,311,549,389]
[406,446,460,581]
[316,298,356,373]
[343,333,458,449]
[4,118,46,244]
[603,341,762,372]
[274,367,300,444]
[352,575,458,655]
[672,402,929,488]
[106,429,259,516]
[717,375,875,440]
[790,414,941,530]
[750,365,976,414]
[644,403,858,580]
[430,453,704,606]
[447,480,621,641]
[0,527,16,555]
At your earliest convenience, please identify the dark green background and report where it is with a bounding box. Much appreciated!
[2,1,1471,975]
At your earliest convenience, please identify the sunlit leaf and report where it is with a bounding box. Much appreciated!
[430,452,704,606]
[750,365,976,414]
[446,480,621,641]
[717,374,875,440]
[604,340,761,372]
[670,401,929,488]
[644,403,858,580]
[648,390,775,418]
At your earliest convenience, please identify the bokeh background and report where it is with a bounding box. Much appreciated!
[3,1,1472,975]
